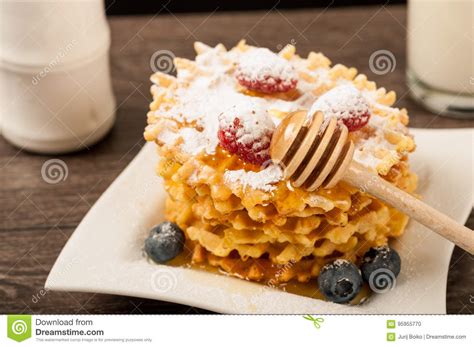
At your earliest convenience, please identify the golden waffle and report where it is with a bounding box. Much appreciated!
[144,41,417,284]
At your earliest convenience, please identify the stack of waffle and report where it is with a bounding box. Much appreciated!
[144,41,417,284]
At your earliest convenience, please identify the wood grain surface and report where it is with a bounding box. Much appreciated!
[1,5,473,314]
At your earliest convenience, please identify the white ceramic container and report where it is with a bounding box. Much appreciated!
[0,0,115,153]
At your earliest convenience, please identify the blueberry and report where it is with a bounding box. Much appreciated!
[144,222,185,263]
[361,246,401,289]
[317,259,362,304]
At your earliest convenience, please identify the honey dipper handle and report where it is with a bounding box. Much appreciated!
[343,162,474,254]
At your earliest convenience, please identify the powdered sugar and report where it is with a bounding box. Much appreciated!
[309,84,369,121]
[236,48,296,82]
[224,163,283,192]
[217,101,274,165]
[219,101,275,146]
[153,46,305,158]
[179,128,209,155]
[353,89,409,170]
[352,112,401,171]
[157,127,209,156]
[296,67,330,95]
[156,127,178,145]
[150,42,412,190]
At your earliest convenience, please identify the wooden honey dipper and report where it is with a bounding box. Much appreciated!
[270,110,474,254]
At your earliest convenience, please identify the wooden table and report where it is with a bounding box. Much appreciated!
[1,5,473,314]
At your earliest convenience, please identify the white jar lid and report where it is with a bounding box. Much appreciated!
[0,0,110,69]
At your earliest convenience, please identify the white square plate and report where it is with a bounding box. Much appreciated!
[46,128,473,313]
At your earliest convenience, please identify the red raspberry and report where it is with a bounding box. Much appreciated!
[236,48,298,94]
[217,105,275,165]
[236,74,298,94]
[309,85,371,132]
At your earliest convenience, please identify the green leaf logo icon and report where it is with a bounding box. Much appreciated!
[7,315,32,342]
